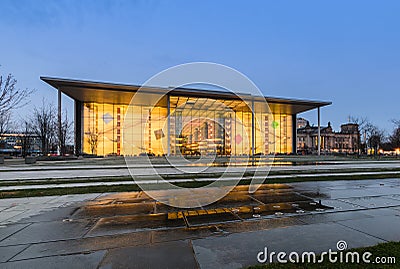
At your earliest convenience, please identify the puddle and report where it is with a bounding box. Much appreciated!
[79,184,333,232]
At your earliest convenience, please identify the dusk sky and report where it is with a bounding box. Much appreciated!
[0,0,399,133]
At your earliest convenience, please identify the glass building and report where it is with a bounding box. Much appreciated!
[42,77,331,157]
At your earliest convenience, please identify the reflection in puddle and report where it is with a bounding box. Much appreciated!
[76,184,332,233]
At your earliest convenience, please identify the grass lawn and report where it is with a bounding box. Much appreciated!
[249,241,400,269]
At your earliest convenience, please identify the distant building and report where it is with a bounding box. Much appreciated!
[297,120,360,154]
[0,133,41,156]
[296,117,309,129]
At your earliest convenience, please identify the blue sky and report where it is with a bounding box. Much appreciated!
[0,0,399,133]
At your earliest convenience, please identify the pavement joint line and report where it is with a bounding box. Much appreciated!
[97,247,110,269]
[0,210,30,225]
[150,230,154,244]
[8,242,144,264]
[6,243,32,263]
[82,218,102,238]
[292,190,321,202]
[0,222,33,243]
[227,208,244,221]
[321,203,400,216]
[335,198,381,209]
[6,249,103,264]
[334,220,389,243]
[248,195,265,205]
[0,234,89,247]
[188,239,201,269]
[81,218,102,238]
[182,212,191,228]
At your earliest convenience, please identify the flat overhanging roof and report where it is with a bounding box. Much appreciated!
[41,76,331,114]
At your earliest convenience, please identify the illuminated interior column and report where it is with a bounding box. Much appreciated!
[251,99,255,157]
[167,94,171,156]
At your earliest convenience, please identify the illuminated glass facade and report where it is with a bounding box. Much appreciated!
[41,77,331,157]
[82,96,293,156]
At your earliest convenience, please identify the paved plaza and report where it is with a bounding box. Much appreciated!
[1,178,400,268]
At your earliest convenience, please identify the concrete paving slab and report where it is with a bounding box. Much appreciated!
[46,193,102,203]
[2,211,40,225]
[3,204,53,211]
[0,224,30,242]
[18,206,79,223]
[373,186,400,196]
[0,244,28,262]
[0,197,56,207]
[319,199,365,211]
[337,215,400,242]
[0,206,10,212]
[325,189,380,199]
[361,207,400,217]
[192,222,383,269]
[339,196,400,208]
[1,250,106,269]
[86,218,186,238]
[295,211,373,224]
[1,207,26,213]
[0,211,27,224]
[11,231,152,261]
[0,219,92,246]
[98,240,198,269]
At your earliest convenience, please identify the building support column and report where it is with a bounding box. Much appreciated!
[58,89,62,155]
[74,100,82,156]
[292,114,297,154]
[167,94,171,157]
[317,107,321,156]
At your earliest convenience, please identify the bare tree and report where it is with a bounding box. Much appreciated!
[0,73,33,136]
[30,100,57,155]
[86,128,100,155]
[17,120,33,157]
[392,119,400,129]
[349,116,369,133]
[0,111,11,136]
[349,116,388,154]
[367,126,386,155]
[389,119,400,150]
[348,115,365,154]
[59,110,74,155]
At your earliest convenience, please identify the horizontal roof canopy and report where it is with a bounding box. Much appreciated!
[41,76,331,114]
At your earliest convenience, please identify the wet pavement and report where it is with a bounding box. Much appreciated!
[0,178,400,268]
